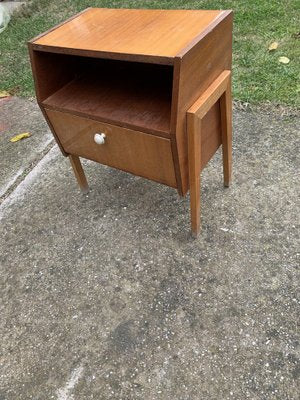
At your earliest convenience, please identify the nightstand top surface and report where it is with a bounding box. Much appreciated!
[32,8,229,63]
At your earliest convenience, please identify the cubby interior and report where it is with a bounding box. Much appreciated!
[32,51,174,135]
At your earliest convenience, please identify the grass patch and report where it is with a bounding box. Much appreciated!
[0,0,299,106]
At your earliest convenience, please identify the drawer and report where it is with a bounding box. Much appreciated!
[45,109,177,187]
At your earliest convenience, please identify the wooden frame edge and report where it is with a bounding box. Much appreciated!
[186,70,232,236]
[28,8,92,44]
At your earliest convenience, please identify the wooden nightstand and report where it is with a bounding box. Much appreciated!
[28,7,233,236]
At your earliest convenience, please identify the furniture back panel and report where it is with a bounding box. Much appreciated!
[42,58,173,136]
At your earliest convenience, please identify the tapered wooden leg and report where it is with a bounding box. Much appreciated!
[69,155,89,193]
[220,79,232,187]
[187,114,201,237]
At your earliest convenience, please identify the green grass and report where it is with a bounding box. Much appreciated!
[0,0,299,107]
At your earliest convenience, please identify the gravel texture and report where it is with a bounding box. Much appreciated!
[0,97,299,399]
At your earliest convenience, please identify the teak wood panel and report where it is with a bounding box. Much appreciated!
[29,8,233,198]
[28,50,78,102]
[32,8,225,64]
[187,70,232,235]
[199,101,222,169]
[42,60,173,136]
[172,12,233,195]
[45,109,177,188]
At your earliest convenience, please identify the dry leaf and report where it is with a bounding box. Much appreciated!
[10,132,31,142]
[268,41,278,51]
[278,56,290,64]
[0,90,10,98]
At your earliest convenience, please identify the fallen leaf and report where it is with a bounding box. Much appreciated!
[0,90,10,98]
[10,132,32,142]
[278,56,290,64]
[268,41,278,51]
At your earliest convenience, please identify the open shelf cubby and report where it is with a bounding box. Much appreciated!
[36,52,174,136]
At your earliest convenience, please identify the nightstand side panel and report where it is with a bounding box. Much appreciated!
[174,12,233,195]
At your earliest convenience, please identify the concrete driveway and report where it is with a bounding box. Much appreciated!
[0,96,299,399]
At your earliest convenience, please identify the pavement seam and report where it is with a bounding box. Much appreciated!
[0,139,55,205]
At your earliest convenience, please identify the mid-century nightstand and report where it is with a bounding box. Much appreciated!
[28,8,233,236]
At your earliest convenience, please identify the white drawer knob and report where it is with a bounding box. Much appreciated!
[94,133,106,145]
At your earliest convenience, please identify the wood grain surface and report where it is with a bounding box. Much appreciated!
[45,109,177,188]
[42,59,173,136]
[29,7,233,202]
[32,8,224,64]
[69,155,89,193]
[187,112,202,236]
[172,11,232,195]
[220,75,232,187]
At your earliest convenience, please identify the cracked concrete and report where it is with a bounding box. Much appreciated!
[0,97,299,399]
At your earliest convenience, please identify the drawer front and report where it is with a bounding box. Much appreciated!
[45,109,177,187]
